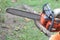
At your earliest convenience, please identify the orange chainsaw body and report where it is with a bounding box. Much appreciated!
[40,13,60,32]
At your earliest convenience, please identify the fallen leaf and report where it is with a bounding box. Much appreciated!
[24,18,31,22]
[11,0,17,3]
[0,8,1,12]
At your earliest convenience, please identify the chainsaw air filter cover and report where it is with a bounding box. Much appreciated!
[53,8,60,18]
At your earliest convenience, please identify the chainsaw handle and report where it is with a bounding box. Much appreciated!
[48,13,54,31]
[34,20,52,37]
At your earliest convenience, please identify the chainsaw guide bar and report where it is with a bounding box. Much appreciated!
[6,8,40,20]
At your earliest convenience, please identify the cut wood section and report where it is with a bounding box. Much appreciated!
[49,32,60,40]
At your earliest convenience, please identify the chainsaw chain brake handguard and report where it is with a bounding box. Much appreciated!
[42,3,54,31]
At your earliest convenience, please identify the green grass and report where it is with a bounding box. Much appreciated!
[6,21,48,40]
[0,0,60,40]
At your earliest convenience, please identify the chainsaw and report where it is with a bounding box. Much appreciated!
[6,3,60,34]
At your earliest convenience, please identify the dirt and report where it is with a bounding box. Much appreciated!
[0,5,31,40]
[0,13,25,40]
